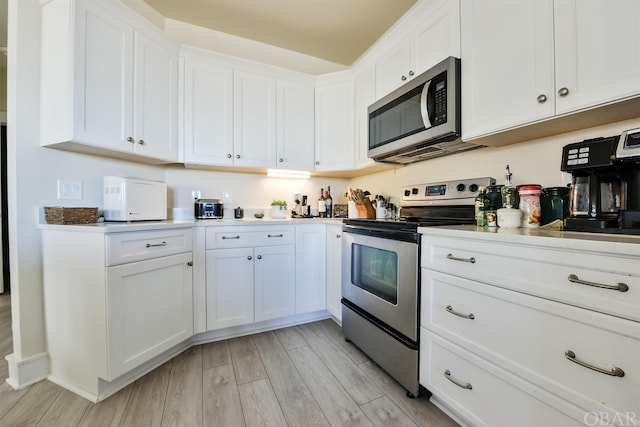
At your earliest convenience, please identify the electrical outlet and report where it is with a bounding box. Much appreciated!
[57,180,82,200]
[192,190,201,200]
[222,190,233,205]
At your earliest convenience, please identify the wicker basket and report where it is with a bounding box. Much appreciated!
[44,207,99,224]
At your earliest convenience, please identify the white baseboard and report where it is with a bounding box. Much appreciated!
[5,352,50,390]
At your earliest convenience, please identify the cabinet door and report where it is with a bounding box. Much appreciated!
[354,67,376,169]
[255,245,296,322]
[276,80,315,171]
[183,58,234,166]
[295,224,327,313]
[314,78,355,171]
[375,41,412,98]
[133,32,179,161]
[325,224,343,321]
[460,0,555,140]
[554,0,640,115]
[234,71,277,168]
[74,1,134,152]
[106,252,193,380]
[206,248,255,330]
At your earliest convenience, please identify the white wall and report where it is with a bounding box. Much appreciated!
[351,117,640,205]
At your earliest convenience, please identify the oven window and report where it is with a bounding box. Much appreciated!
[351,244,398,304]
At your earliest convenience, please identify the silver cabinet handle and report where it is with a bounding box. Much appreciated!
[315,161,320,165]
[568,274,628,292]
[446,305,475,320]
[446,253,476,264]
[222,235,240,240]
[267,234,284,238]
[257,255,262,260]
[236,154,240,159]
[336,234,341,238]
[145,241,167,248]
[564,350,625,377]
[227,153,232,159]
[247,256,252,261]
[187,261,193,267]
[408,70,414,76]
[137,139,144,145]
[537,94,547,103]
[558,87,569,97]
[127,136,134,143]
[279,158,284,162]
[444,370,472,389]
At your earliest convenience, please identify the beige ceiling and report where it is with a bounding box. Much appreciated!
[142,0,417,67]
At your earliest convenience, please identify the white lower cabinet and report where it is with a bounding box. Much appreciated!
[205,225,296,330]
[420,228,640,426]
[325,223,342,321]
[40,226,194,401]
[295,224,327,314]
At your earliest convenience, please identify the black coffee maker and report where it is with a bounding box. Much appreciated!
[561,129,640,234]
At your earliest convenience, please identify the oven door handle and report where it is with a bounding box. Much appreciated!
[342,225,420,243]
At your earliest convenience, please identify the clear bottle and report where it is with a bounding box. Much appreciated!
[475,187,490,227]
[318,188,326,218]
[501,165,516,208]
[325,186,333,218]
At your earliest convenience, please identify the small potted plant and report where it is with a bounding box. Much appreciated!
[270,200,288,219]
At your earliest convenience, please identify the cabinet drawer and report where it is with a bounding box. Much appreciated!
[106,228,193,266]
[420,329,585,427]
[422,269,640,417]
[422,235,640,321]
[205,225,293,249]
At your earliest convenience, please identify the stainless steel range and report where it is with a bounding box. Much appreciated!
[341,177,494,398]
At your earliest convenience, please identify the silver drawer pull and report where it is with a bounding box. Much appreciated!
[564,350,625,377]
[567,274,628,293]
[145,241,167,248]
[444,370,472,389]
[446,305,475,320]
[446,253,476,264]
[267,233,284,238]
[222,235,240,240]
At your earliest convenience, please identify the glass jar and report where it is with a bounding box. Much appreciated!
[541,186,570,225]
[519,185,542,227]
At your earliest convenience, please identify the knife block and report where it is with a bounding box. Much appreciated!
[356,199,376,218]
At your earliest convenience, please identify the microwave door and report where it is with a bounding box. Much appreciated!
[420,79,433,130]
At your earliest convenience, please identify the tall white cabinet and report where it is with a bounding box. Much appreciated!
[461,0,640,141]
[40,0,179,163]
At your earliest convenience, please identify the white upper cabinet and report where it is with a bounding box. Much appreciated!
[461,0,640,141]
[553,0,640,115]
[354,67,376,169]
[234,71,277,168]
[314,73,355,172]
[40,0,179,163]
[182,55,234,166]
[276,80,315,171]
[375,0,460,99]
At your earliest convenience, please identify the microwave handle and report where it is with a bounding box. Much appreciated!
[420,80,433,129]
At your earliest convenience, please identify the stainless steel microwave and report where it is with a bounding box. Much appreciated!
[368,56,480,164]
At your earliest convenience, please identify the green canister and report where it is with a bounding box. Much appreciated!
[486,185,504,209]
[541,186,570,225]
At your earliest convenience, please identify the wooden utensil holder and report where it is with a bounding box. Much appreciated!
[356,199,376,219]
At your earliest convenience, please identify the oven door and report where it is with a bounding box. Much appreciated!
[341,225,419,342]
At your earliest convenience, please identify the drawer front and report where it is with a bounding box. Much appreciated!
[422,269,640,416]
[106,228,193,266]
[205,226,293,249]
[420,329,585,427]
[422,235,640,321]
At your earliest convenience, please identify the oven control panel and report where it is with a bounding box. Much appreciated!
[401,177,495,206]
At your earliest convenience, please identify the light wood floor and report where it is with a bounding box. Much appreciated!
[0,293,458,426]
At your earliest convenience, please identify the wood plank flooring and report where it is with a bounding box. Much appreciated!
[0,293,458,426]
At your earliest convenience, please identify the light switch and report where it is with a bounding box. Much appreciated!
[58,180,83,200]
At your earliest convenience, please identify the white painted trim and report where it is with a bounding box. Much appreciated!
[4,352,50,390]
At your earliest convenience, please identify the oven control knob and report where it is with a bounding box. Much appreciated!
[404,189,411,197]
[469,183,479,193]
[411,188,419,195]
[456,183,466,192]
